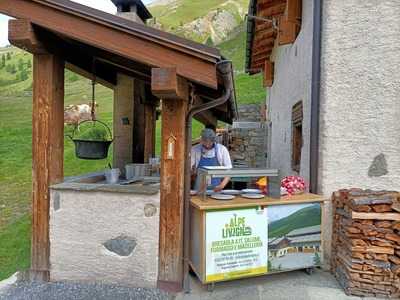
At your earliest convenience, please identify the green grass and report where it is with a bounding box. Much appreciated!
[268,205,322,238]
[219,29,266,104]
[0,214,31,280]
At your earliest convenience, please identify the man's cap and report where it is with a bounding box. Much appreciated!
[201,128,216,142]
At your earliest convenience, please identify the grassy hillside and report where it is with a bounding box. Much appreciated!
[149,0,248,43]
[269,204,321,238]
[219,29,266,103]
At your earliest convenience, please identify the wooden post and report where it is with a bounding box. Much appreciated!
[31,53,64,280]
[152,68,189,292]
[132,79,146,163]
[143,103,156,162]
[113,73,134,171]
[144,85,159,163]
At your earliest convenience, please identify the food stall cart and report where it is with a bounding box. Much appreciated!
[189,168,328,289]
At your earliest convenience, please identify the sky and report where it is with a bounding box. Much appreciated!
[0,0,153,46]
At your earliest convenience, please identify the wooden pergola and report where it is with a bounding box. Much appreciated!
[0,0,236,291]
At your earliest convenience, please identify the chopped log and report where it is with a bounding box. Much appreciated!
[332,189,400,298]
[388,255,400,265]
[353,205,371,212]
[372,204,393,213]
[385,233,400,244]
[351,196,394,206]
[351,239,367,247]
[352,211,400,221]
[375,221,393,228]
[392,222,400,231]
[347,227,361,234]
[391,202,400,213]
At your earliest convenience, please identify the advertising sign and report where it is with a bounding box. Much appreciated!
[205,207,268,282]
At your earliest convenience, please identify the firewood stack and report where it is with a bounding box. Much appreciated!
[331,189,400,298]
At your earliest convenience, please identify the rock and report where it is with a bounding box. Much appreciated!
[144,204,157,217]
[368,153,388,177]
[103,235,137,257]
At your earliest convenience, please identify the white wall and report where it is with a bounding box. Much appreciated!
[319,0,400,194]
[267,0,314,184]
[49,189,160,287]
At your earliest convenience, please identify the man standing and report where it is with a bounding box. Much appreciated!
[191,128,232,192]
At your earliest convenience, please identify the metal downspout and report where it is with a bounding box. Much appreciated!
[310,0,323,194]
[183,60,234,292]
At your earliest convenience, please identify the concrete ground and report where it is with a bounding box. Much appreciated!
[0,269,376,300]
[176,269,376,300]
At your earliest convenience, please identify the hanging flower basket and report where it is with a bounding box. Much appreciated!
[68,120,113,160]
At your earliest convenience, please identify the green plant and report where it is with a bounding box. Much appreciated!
[75,125,110,141]
[18,58,24,71]
[313,252,321,265]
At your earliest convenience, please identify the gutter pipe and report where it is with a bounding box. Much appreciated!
[182,60,234,292]
[310,0,323,193]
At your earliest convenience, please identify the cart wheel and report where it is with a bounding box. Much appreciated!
[305,267,315,275]
[207,282,215,292]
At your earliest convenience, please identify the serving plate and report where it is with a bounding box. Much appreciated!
[241,188,262,194]
[221,189,241,195]
[206,190,215,196]
[241,193,265,199]
[210,194,235,200]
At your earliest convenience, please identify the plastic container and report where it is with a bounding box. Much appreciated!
[125,164,150,179]
[105,168,120,184]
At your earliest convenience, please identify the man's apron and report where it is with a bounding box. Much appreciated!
[194,144,222,190]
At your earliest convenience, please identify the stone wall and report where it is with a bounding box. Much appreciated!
[49,189,159,287]
[226,104,268,169]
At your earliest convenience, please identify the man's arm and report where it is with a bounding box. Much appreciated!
[214,145,232,192]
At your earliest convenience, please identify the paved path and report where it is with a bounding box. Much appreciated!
[0,281,170,300]
[176,269,376,300]
[0,269,375,300]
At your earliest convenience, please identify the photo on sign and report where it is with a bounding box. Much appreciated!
[267,203,321,272]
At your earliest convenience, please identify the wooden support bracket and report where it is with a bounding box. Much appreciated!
[264,60,274,87]
[8,19,47,54]
[151,67,188,100]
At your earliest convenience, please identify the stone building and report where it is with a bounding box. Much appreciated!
[246,0,400,264]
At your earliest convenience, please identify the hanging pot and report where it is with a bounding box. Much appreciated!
[68,120,113,160]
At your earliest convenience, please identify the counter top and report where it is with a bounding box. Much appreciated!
[190,193,328,210]
[50,182,160,195]
[50,171,160,195]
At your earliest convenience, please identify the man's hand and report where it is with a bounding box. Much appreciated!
[213,184,224,193]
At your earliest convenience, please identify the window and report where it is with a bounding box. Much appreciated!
[292,101,303,172]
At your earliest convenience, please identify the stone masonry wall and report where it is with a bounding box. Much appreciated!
[226,104,267,169]
[49,189,160,288]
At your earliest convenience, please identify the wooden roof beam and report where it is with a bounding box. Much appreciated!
[9,19,117,88]
[258,1,287,16]
[151,67,188,100]
[255,22,274,32]
[252,37,275,49]
[192,95,218,127]
[8,19,47,54]
[251,51,273,63]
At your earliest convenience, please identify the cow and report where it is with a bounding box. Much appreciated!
[64,102,99,129]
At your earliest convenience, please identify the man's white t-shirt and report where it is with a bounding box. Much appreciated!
[191,143,232,170]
